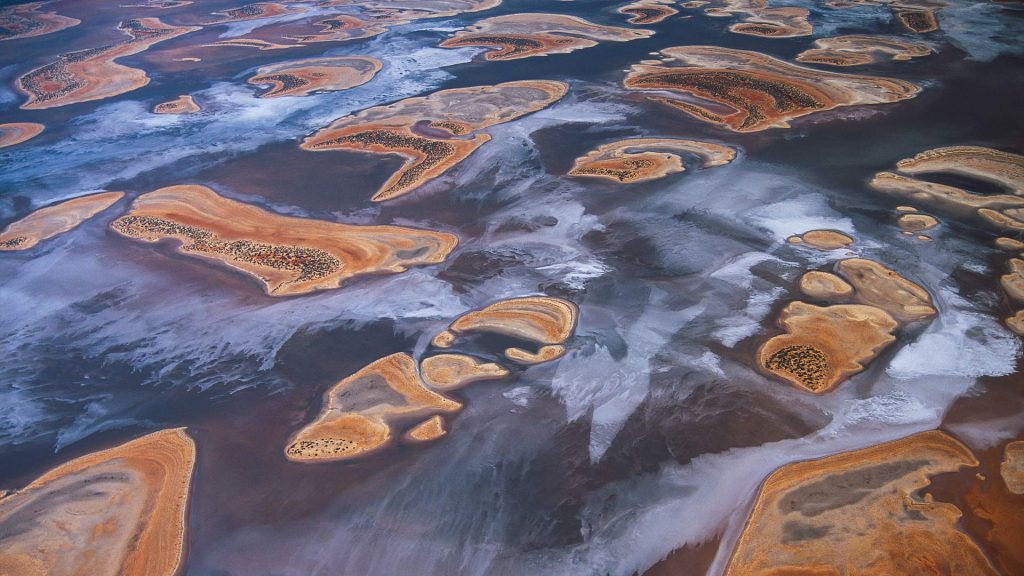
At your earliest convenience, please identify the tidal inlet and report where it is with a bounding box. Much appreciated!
[1,0,1023,574]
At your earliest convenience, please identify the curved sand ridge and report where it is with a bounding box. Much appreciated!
[153,94,199,114]
[286,353,462,462]
[439,13,652,61]
[17,18,200,110]
[762,255,935,393]
[624,46,920,132]
[1003,440,1024,494]
[618,0,678,24]
[287,0,501,44]
[0,191,124,251]
[898,212,939,233]
[288,295,578,462]
[0,1,79,42]
[0,122,44,148]
[433,295,579,351]
[247,56,380,98]
[567,138,736,183]
[786,229,854,250]
[725,430,997,575]
[1001,258,1024,302]
[0,428,195,576]
[109,185,457,296]
[897,146,1024,195]
[799,270,853,300]
[796,34,933,66]
[702,0,812,38]
[302,80,567,201]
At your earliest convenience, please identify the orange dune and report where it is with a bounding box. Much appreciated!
[0,122,44,148]
[0,1,79,42]
[110,185,457,296]
[439,13,652,61]
[302,80,567,201]
[285,353,462,462]
[568,138,736,183]
[248,56,380,98]
[0,428,195,576]
[401,415,448,443]
[898,212,939,232]
[759,301,898,393]
[1001,258,1024,302]
[618,0,678,24]
[797,34,932,66]
[799,270,854,300]
[1003,440,1024,494]
[725,430,996,575]
[0,191,124,251]
[836,258,937,323]
[786,229,854,250]
[17,18,200,110]
[420,353,509,391]
[625,46,919,132]
[153,94,200,114]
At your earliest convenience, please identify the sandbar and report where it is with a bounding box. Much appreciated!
[568,138,735,183]
[153,94,199,114]
[0,191,124,251]
[0,122,44,148]
[110,185,457,296]
[247,56,380,98]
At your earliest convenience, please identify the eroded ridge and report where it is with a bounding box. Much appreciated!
[301,80,568,201]
[0,428,196,576]
[624,46,920,132]
[0,122,44,148]
[0,191,124,251]
[247,56,380,98]
[700,0,811,38]
[0,1,79,42]
[17,18,200,109]
[618,0,678,24]
[153,94,199,114]
[439,13,652,61]
[109,185,457,296]
[286,353,463,462]
[567,138,736,183]
[724,430,996,575]
[796,34,932,66]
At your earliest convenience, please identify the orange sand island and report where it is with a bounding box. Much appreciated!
[0,122,44,149]
[285,353,462,463]
[786,229,854,250]
[247,56,380,98]
[624,46,920,132]
[0,1,79,42]
[0,428,195,576]
[724,430,997,575]
[896,146,1024,195]
[208,2,298,23]
[439,13,652,61]
[567,138,736,183]
[287,0,501,44]
[618,0,678,24]
[153,94,200,114]
[836,257,937,323]
[796,34,933,66]
[1002,440,1024,494]
[0,191,124,251]
[799,270,854,300]
[702,0,812,38]
[420,354,509,391]
[110,185,457,296]
[301,80,567,201]
[17,18,200,109]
